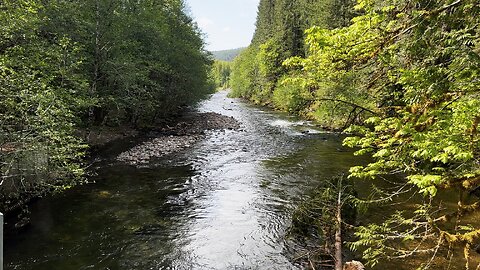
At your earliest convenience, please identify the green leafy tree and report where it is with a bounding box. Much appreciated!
[0,0,88,205]
[288,0,480,267]
[341,1,480,267]
[237,0,480,267]
[230,0,356,110]
[212,61,232,89]
[0,0,214,211]
[230,47,260,100]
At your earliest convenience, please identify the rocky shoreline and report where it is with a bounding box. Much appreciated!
[3,112,240,232]
[117,112,241,166]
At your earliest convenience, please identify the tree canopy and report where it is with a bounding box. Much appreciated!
[0,0,214,209]
[232,0,480,267]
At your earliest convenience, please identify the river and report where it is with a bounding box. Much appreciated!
[5,91,360,270]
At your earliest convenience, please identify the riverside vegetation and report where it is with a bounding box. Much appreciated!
[211,60,233,90]
[231,0,480,268]
[0,0,214,215]
[3,0,480,269]
[210,48,244,91]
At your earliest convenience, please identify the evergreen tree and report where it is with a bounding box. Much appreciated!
[233,0,480,267]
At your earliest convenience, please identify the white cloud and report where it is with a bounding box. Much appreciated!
[222,27,231,32]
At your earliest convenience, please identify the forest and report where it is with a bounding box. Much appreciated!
[211,47,245,62]
[231,0,480,268]
[0,0,213,212]
[3,0,480,269]
[211,60,232,90]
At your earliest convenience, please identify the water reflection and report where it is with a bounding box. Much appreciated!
[5,91,358,270]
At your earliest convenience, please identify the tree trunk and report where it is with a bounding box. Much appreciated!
[335,178,343,270]
[90,0,101,123]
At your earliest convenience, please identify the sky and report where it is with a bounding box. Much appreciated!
[185,0,260,52]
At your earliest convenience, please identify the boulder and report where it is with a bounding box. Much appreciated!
[344,261,365,270]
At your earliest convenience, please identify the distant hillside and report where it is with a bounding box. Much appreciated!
[211,48,246,62]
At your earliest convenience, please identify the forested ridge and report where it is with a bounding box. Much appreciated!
[232,0,480,268]
[0,0,213,211]
[211,47,245,62]
[210,48,242,89]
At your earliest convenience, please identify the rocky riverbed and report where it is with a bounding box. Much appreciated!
[117,112,241,166]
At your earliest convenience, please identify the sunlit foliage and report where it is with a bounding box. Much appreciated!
[211,61,232,90]
[0,0,213,208]
[235,0,480,267]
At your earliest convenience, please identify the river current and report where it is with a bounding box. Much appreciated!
[5,91,359,270]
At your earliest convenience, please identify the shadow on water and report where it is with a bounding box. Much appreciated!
[5,91,362,270]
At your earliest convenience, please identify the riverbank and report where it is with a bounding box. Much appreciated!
[117,112,241,166]
[2,110,241,232]
[6,90,360,270]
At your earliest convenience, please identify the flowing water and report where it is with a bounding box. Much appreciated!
[5,91,361,270]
